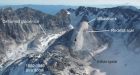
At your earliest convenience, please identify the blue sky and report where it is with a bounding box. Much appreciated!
[0,0,140,7]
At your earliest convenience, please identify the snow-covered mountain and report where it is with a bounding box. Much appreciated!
[66,6,140,75]
[0,5,140,75]
[0,7,70,70]
[68,6,140,51]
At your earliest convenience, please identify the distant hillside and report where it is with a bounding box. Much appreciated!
[0,5,77,15]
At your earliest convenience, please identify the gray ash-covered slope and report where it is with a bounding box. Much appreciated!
[0,7,70,67]
[2,21,109,75]
[68,6,140,52]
